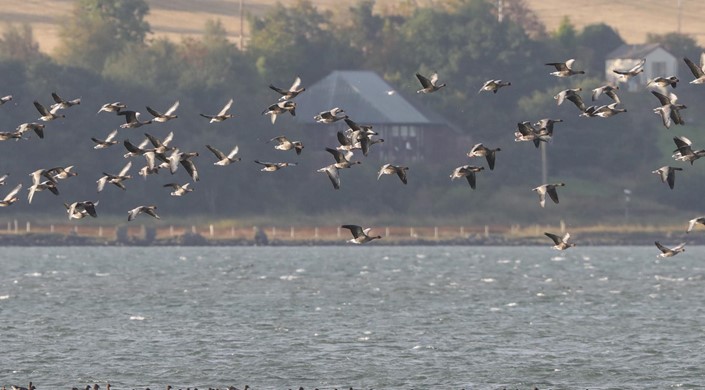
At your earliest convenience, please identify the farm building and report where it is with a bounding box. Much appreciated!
[605,43,678,91]
[292,70,462,162]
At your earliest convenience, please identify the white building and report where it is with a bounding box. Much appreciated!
[605,43,678,91]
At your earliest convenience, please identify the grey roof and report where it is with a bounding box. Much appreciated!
[606,43,671,60]
[292,70,452,127]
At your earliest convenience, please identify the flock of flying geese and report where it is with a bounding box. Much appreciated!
[528,55,705,257]
[3,54,705,249]
[473,55,705,257]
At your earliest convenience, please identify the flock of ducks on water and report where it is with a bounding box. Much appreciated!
[3,54,705,250]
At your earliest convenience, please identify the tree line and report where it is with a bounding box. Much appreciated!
[0,0,702,226]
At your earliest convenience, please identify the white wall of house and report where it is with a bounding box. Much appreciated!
[605,48,678,91]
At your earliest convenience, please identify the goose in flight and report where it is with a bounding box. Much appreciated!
[515,121,550,148]
[0,95,12,105]
[651,166,682,189]
[48,165,77,180]
[254,160,297,172]
[647,76,679,89]
[546,59,584,77]
[128,205,160,221]
[200,98,234,123]
[534,118,563,137]
[261,100,296,124]
[325,147,361,169]
[672,136,705,164]
[478,79,510,94]
[15,122,45,139]
[206,144,241,166]
[269,76,305,101]
[178,152,200,181]
[65,200,98,219]
[591,85,620,103]
[655,241,686,257]
[91,129,119,149]
[314,107,347,123]
[683,57,705,84]
[545,232,575,250]
[269,136,304,155]
[0,130,23,141]
[377,164,409,184]
[50,91,81,111]
[554,88,585,111]
[97,161,132,192]
[415,72,446,93]
[686,216,705,233]
[118,110,153,128]
[27,180,59,204]
[341,224,382,244]
[146,100,179,122]
[317,164,341,190]
[123,138,153,158]
[651,91,686,128]
[612,58,645,80]
[34,100,64,121]
[0,183,22,207]
[163,182,192,196]
[97,101,126,114]
[532,183,565,208]
[593,102,627,118]
[467,143,501,170]
[450,165,484,189]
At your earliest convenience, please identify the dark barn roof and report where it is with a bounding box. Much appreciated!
[293,70,453,128]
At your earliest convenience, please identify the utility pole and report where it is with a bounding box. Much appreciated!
[540,142,547,184]
[677,0,683,34]
[497,0,503,23]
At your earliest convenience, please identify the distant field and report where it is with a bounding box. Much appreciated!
[2,0,705,55]
[524,0,705,45]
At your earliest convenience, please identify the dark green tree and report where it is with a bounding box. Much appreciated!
[56,0,151,73]
[0,23,45,63]
[248,0,361,85]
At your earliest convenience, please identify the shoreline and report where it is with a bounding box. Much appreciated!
[0,230,700,246]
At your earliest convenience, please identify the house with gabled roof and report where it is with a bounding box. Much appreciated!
[606,43,678,91]
[293,70,462,162]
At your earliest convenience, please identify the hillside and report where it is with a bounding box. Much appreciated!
[3,0,704,55]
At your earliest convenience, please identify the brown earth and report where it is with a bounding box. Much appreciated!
[3,0,704,55]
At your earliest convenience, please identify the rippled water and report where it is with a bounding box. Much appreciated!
[1,246,705,389]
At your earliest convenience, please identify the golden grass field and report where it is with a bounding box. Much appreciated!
[2,0,705,55]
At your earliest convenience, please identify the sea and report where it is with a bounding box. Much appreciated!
[1,246,704,390]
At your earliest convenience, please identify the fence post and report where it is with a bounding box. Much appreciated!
[26,221,30,233]
[314,227,319,239]
[484,225,489,238]
[560,220,565,234]
[290,226,295,238]
[386,227,390,237]
[13,219,18,233]
[434,226,438,240]
[209,224,214,238]
[272,226,276,238]
[98,226,103,237]
[50,224,54,233]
